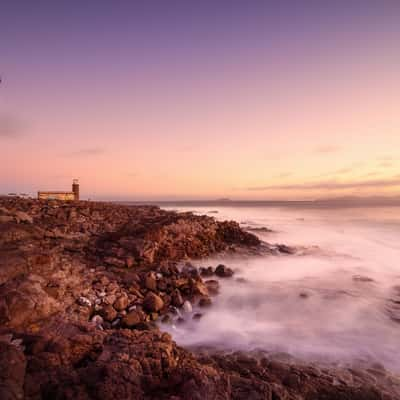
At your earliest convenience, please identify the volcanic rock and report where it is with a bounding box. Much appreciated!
[171,289,184,307]
[198,296,212,308]
[113,293,129,311]
[182,300,193,313]
[200,266,214,277]
[143,292,164,312]
[14,210,33,224]
[144,271,157,291]
[99,304,118,322]
[215,264,234,278]
[122,309,145,328]
[205,279,220,295]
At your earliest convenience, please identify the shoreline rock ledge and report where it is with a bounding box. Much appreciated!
[0,198,399,399]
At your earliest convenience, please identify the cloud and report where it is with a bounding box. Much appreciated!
[314,165,358,179]
[66,147,105,157]
[378,161,393,168]
[247,177,400,191]
[276,172,292,178]
[364,171,379,177]
[378,156,395,161]
[0,113,24,139]
[314,145,342,154]
[333,167,353,174]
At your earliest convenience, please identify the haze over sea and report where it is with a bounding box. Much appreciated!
[150,202,400,371]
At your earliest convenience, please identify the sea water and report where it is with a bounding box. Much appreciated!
[161,204,400,371]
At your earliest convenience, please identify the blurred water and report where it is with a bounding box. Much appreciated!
[162,205,400,370]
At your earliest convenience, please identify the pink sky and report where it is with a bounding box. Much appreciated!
[1,2,400,200]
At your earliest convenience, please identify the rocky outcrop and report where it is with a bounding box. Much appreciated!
[1,321,399,400]
[0,198,260,331]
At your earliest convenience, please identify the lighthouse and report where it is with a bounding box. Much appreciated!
[72,179,80,201]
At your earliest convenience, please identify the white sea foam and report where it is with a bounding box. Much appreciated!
[162,205,400,370]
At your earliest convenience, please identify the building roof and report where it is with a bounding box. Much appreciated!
[38,191,74,194]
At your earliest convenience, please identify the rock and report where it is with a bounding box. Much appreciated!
[122,309,144,327]
[113,293,129,311]
[277,244,296,255]
[144,272,157,291]
[99,304,118,322]
[198,296,212,307]
[143,292,164,312]
[200,266,214,277]
[103,293,117,305]
[353,275,375,282]
[205,280,220,295]
[193,313,203,320]
[182,300,192,313]
[91,314,104,325]
[0,215,14,223]
[104,257,126,268]
[125,256,135,268]
[0,341,26,400]
[77,296,91,307]
[215,264,234,278]
[171,289,184,307]
[191,280,209,296]
[14,211,33,224]
[243,225,273,233]
[161,314,172,324]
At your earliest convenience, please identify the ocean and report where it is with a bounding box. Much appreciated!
[158,203,400,371]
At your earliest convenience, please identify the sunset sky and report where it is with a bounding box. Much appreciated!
[1,1,400,200]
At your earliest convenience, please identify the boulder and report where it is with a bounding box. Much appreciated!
[144,272,157,291]
[113,293,129,311]
[122,309,145,328]
[143,292,164,312]
[205,280,220,295]
[0,215,14,223]
[14,211,33,224]
[77,296,92,307]
[182,300,192,313]
[100,304,118,322]
[200,266,214,277]
[198,296,212,308]
[171,289,184,307]
[215,264,234,278]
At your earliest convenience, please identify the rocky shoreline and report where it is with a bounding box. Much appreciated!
[0,198,399,399]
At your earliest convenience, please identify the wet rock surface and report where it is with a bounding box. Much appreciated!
[0,197,399,399]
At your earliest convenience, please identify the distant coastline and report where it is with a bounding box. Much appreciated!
[119,196,400,208]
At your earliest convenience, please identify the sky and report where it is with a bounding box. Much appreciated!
[1,1,400,200]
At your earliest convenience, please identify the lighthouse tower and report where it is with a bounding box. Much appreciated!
[72,179,80,201]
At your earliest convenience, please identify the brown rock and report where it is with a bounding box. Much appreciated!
[113,293,129,311]
[104,257,126,268]
[143,292,164,312]
[145,272,157,291]
[122,309,144,327]
[14,211,33,224]
[126,256,136,268]
[0,215,13,223]
[191,280,209,296]
[99,304,117,322]
[198,296,212,307]
[171,289,184,308]
[200,266,214,277]
[205,280,220,295]
[215,264,234,278]
[193,313,203,320]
